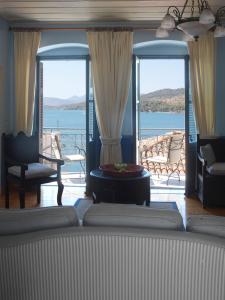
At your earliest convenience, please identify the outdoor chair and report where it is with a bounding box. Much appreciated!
[146,133,184,184]
[2,132,64,208]
[47,133,86,179]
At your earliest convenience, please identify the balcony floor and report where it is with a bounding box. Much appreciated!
[61,171,185,189]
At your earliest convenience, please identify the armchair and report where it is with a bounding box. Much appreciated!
[197,135,225,207]
[2,132,64,208]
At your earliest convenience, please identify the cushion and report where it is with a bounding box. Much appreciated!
[207,162,225,175]
[0,206,79,235]
[200,144,216,166]
[187,215,225,238]
[8,163,57,179]
[83,203,184,230]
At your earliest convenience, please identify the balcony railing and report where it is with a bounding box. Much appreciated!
[42,127,185,180]
[139,128,185,177]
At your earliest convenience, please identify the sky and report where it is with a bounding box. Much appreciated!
[43,60,86,98]
[43,59,184,99]
[140,59,185,94]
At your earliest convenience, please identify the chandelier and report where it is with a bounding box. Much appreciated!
[156,0,225,41]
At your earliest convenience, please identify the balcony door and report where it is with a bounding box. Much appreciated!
[133,55,196,195]
[36,56,96,190]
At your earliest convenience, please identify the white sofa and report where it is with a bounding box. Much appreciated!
[1,204,225,300]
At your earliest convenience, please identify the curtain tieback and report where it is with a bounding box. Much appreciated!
[100,137,121,146]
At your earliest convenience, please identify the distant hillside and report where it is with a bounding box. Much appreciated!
[140,88,185,112]
[44,95,85,108]
[44,88,185,112]
[63,102,86,110]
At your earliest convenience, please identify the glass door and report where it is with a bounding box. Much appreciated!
[135,56,187,190]
[37,56,88,186]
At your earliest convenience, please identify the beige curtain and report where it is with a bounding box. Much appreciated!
[87,31,133,164]
[188,32,215,137]
[14,31,41,135]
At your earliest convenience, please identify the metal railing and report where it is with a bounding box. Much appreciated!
[139,128,185,176]
[43,127,87,155]
[42,127,185,175]
[140,128,185,140]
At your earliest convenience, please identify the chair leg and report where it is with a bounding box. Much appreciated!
[19,185,25,209]
[57,181,64,206]
[37,185,41,205]
[79,161,85,175]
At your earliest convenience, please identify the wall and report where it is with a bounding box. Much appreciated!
[0,18,9,188]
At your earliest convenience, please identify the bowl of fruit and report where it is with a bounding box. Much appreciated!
[99,163,144,177]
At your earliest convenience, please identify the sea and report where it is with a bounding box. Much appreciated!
[44,108,185,133]
[43,108,184,172]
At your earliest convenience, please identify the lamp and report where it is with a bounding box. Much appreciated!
[156,0,225,40]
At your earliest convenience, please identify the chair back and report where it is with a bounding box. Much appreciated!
[2,132,39,163]
[53,134,63,159]
[42,132,62,160]
[168,134,184,164]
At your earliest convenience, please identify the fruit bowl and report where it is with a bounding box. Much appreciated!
[99,163,144,177]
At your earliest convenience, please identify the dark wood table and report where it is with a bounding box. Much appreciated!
[90,169,150,206]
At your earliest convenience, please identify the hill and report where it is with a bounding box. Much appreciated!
[43,88,185,112]
[44,95,85,107]
[140,88,185,112]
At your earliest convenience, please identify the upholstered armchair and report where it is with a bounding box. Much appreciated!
[197,136,225,207]
[2,132,64,208]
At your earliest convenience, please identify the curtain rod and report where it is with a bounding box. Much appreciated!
[9,27,155,32]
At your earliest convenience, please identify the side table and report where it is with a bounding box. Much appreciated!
[90,169,150,206]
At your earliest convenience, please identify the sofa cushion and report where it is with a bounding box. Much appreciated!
[8,163,57,179]
[187,215,225,238]
[207,162,225,175]
[200,144,216,166]
[83,203,184,230]
[0,206,79,235]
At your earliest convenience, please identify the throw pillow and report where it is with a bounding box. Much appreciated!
[187,215,225,238]
[200,144,216,166]
[83,203,184,230]
[0,206,79,235]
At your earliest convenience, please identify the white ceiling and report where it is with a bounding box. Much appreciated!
[0,0,225,26]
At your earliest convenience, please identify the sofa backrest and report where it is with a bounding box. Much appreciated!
[1,227,225,300]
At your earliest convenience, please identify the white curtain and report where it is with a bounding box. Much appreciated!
[188,32,215,137]
[14,31,41,135]
[87,31,133,164]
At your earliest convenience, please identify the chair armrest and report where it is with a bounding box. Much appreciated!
[5,157,28,170]
[39,154,64,166]
[197,153,207,176]
[197,153,206,166]
[74,145,86,157]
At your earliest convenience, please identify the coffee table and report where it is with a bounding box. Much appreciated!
[90,169,150,206]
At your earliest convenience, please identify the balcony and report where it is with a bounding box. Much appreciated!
[42,127,185,188]
[139,128,185,189]
[42,127,87,185]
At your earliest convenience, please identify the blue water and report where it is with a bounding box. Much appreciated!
[44,108,86,129]
[44,108,184,132]
[43,108,184,173]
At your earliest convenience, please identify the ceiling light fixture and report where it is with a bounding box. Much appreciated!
[156,0,225,40]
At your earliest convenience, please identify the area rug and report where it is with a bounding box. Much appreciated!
[74,198,178,220]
